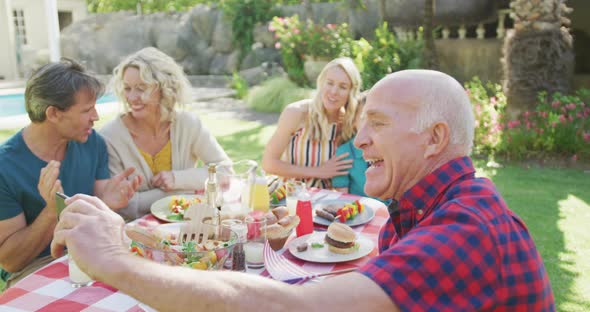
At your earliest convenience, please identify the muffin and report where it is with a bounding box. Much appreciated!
[264,207,300,251]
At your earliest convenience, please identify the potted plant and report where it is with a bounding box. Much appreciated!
[270,15,352,84]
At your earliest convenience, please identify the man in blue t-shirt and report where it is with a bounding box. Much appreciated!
[0,59,141,289]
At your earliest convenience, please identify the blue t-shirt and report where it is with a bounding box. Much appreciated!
[332,138,389,205]
[0,129,109,280]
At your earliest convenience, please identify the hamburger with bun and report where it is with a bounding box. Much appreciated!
[325,223,358,254]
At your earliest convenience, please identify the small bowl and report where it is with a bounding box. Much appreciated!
[129,223,237,270]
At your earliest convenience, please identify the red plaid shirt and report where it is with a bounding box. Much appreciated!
[359,157,555,311]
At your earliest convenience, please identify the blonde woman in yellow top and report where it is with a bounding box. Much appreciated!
[100,47,229,220]
[262,57,361,189]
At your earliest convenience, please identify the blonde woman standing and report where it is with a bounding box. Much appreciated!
[262,57,361,189]
[100,47,229,220]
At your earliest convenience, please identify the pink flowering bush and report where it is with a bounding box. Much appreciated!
[464,77,589,161]
[465,77,507,156]
[499,89,590,159]
[269,15,351,85]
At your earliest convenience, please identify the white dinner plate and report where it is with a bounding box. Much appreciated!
[150,195,204,223]
[313,199,375,227]
[287,232,374,263]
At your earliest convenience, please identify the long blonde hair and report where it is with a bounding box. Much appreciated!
[111,47,192,122]
[307,57,361,143]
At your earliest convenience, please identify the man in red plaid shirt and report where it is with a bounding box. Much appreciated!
[354,70,554,311]
[51,70,554,311]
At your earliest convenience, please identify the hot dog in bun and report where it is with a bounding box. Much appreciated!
[325,223,357,254]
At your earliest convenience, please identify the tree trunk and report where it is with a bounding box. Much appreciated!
[422,0,438,69]
[503,0,574,115]
[302,0,313,21]
[379,0,386,25]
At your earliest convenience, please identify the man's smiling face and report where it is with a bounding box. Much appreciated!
[354,77,430,200]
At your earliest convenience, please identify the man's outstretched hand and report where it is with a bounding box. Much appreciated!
[51,194,128,280]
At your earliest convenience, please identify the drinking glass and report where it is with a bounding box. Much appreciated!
[220,219,246,270]
[285,180,306,216]
[68,255,93,288]
[244,216,266,269]
[251,176,270,213]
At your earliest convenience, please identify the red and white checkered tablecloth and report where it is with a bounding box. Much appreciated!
[0,190,388,311]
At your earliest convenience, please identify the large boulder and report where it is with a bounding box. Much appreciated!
[209,51,240,75]
[61,11,186,74]
[240,47,281,70]
[150,12,187,61]
[211,12,234,53]
[188,4,219,44]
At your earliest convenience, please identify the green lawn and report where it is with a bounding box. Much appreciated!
[477,163,590,311]
[1,112,589,312]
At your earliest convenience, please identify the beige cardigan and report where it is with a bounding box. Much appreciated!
[99,111,230,220]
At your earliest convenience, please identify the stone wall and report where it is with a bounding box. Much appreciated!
[436,39,504,83]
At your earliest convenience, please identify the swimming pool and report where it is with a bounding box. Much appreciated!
[0,93,118,117]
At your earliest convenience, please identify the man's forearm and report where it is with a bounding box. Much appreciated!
[103,254,305,312]
[0,207,56,272]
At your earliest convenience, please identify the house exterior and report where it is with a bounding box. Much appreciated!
[0,0,87,80]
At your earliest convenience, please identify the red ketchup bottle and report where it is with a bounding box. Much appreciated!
[295,199,313,237]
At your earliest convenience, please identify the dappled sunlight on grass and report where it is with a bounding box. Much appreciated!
[475,160,590,311]
[557,195,590,311]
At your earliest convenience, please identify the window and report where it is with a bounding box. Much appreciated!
[12,10,27,46]
[58,11,73,30]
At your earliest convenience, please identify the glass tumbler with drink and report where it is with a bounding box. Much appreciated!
[56,192,94,287]
[285,180,307,216]
[244,216,266,269]
[250,175,270,213]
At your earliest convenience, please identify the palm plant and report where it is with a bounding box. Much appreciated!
[502,0,574,116]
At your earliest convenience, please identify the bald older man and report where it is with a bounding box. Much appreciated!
[51,70,555,311]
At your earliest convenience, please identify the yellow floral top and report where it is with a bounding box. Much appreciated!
[138,140,172,175]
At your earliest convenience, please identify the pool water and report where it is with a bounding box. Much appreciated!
[0,93,117,117]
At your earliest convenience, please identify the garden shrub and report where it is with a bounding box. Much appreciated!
[353,22,423,90]
[220,0,278,57]
[229,72,248,99]
[499,89,590,160]
[465,77,507,157]
[463,77,588,161]
[246,77,313,113]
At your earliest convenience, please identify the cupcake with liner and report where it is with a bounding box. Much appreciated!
[263,206,300,250]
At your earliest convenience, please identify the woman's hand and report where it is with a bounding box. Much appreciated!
[98,167,142,210]
[314,153,353,179]
[151,171,175,192]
